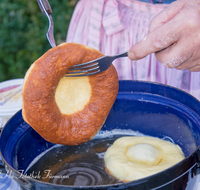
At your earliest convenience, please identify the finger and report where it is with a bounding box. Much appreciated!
[155,44,188,68]
[128,18,180,60]
[155,38,194,69]
[188,65,200,72]
[175,56,200,70]
[149,0,186,32]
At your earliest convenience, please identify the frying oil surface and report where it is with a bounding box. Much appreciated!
[25,130,173,186]
[25,136,121,185]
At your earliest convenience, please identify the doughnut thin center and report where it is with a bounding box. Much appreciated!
[126,143,159,166]
[55,77,91,115]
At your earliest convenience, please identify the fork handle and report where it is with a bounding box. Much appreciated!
[37,0,52,15]
[114,51,128,59]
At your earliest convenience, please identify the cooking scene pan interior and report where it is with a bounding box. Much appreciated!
[1,81,200,189]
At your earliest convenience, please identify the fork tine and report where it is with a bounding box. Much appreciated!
[65,70,100,77]
[68,65,99,74]
[71,56,104,68]
[68,62,99,71]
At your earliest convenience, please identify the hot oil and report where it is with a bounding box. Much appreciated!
[25,130,145,186]
[25,136,119,185]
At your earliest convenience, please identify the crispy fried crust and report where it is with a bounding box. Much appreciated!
[22,43,119,145]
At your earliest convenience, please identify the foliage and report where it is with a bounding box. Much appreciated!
[0,0,78,82]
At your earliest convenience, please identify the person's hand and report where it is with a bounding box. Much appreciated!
[128,0,200,71]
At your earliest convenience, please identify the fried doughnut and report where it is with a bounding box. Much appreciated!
[22,43,119,145]
[104,136,185,182]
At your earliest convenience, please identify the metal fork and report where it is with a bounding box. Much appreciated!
[37,0,56,47]
[66,51,128,77]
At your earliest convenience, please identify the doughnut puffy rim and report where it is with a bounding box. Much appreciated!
[22,43,119,145]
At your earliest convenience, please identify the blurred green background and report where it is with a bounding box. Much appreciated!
[0,0,78,82]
